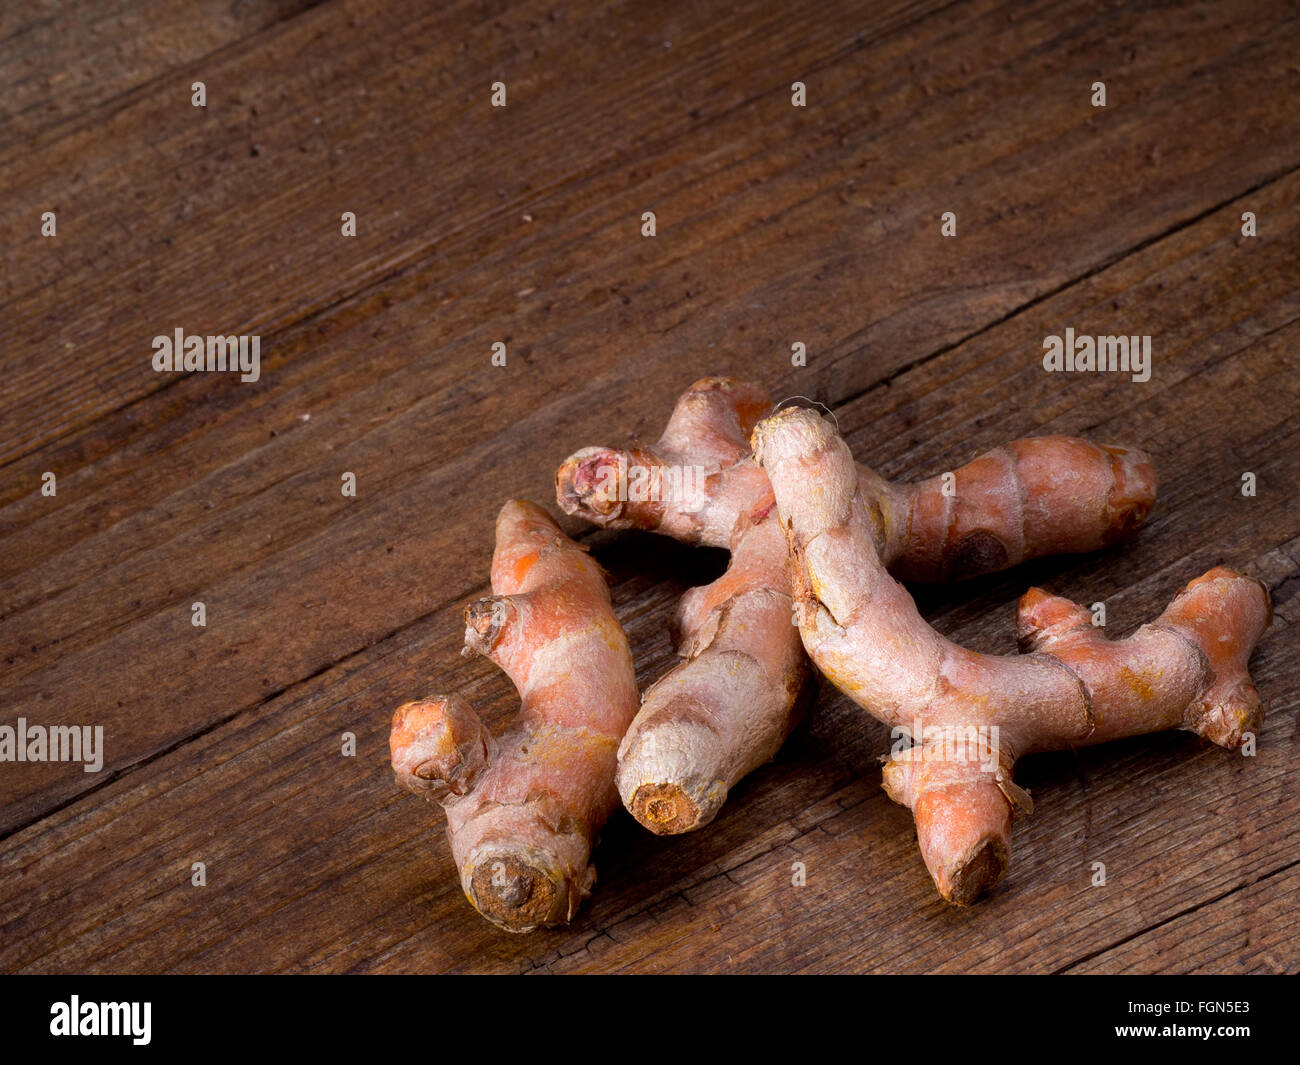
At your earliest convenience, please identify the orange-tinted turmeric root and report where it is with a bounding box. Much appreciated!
[389,500,639,931]
[753,407,1271,904]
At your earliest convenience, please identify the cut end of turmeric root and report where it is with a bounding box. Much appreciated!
[943,838,1011,906]
[625,780,711,835]
[555,446,638,526]
[465,852,569,932]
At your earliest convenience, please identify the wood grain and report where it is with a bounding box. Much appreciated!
[0,1,322,153]
[0,0,1296,974]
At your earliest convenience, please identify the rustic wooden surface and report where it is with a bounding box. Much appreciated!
[1,0,1296,974]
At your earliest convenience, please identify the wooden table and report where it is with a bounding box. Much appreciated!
[1,0,1296,974]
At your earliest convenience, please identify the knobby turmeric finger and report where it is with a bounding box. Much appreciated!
[390,500,639,931]
[753,407,1270,905]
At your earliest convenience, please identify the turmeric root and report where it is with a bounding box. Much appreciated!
[752,407,1271,904]
[389,500,639,931]
[556,377,1158,834]
[560,380,803,833]
[558,378,1156,577]
[620,507,813,833]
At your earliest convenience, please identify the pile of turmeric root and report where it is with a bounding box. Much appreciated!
[390,377,1271,930]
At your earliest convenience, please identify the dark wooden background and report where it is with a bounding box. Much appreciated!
[1,0,1296,974]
